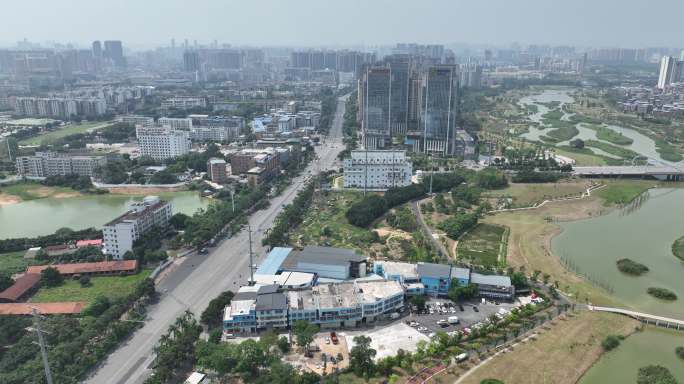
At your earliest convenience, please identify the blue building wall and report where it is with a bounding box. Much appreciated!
[420,276,451,296]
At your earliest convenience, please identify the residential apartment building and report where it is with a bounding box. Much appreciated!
[207,158,228,183]
[189,126,240,142]
[136,126,191,160]
[657,56,683,89]
[103,196,172,259]
[229,148,280,177]
[343,149,412,190]
[15,151,106,178]
[13,97,105,118]
[161,96,207,110]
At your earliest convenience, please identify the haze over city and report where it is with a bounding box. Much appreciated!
[1,0,684,48]
[1,2,684,384]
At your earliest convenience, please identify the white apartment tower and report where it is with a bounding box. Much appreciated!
[103,196,173,259]
[136,126,191,160]
[343,149,412,191]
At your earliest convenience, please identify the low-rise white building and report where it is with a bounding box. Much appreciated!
[158,117,193,130]
[15,151,106,178]
[136,126,191,160]
[103,196,173,259]
[118,115,154,127]
[343,150,412,190]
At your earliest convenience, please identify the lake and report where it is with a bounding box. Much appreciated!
[580,328,684,383]
[0,192,209,239]
[552,187,684,382]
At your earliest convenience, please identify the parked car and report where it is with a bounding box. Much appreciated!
[330,332,339,344]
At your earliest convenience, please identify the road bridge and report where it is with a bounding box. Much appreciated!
[573,165,684,181]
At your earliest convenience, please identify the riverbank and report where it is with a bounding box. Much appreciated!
[459,311,638,384]
[0,182,81,205]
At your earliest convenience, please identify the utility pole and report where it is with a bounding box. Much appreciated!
[32,308,53,384]
[247,224,254,285]
[429,154,434,195]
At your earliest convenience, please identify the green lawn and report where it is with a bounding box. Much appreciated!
[555,147,608,166]
[456,223,508,267]
[595,181,652,206]
[31,269,152,304]
[19,121,114,146]
[588,124,634,145]
[584,140,639,159]
[0,251,34,276]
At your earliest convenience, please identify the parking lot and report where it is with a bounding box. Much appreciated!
[405,298,518,335]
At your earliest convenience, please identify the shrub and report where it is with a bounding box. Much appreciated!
[601,335,621,351]
[647,287,677,301]
[40,267,63,287]
[616,258,649,276]
[637,365,678,384]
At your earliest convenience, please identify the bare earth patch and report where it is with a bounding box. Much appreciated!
[0,194,22,205]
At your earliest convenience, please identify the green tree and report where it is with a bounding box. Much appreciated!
[40,267,63,287]
[79,275,91,287]
[350,335,376,378]
[201,290,234,329]
[293,320,319,352]
[410,295,427,311]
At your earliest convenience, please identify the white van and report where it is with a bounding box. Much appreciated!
[448,316,460,324]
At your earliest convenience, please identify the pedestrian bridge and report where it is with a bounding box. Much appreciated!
[573,165,684,181]
[588,305,684,330]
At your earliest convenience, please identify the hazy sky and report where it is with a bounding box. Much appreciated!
[1,0,682,49]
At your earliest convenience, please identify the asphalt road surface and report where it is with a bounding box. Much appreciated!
[85,94,349,384]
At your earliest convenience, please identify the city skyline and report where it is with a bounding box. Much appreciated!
[1,0,683,49]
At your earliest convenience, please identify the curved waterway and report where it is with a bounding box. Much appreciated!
[0,191,209,239]
[552,188,684,383]
[518,89,677,164]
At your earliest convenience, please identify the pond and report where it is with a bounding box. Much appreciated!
[0,191,209,239]
[518,89,676,163]
[552,187,684,382]
[580,328,684,383]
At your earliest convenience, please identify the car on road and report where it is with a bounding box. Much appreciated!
[458,305,464,311]
[473,306,479,312]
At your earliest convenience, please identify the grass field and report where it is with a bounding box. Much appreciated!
[483,180,592,207]
[555,147,608,166]
[0,251,34,276]
[590,125,634,145]
[456,223,508,267]
[18,121,114,146]
[584,140,639,159]
[484,197,617,306]
[31,269,151,304]
[460,311,638,384]
[0,182,80,202]
[595,180,652,206]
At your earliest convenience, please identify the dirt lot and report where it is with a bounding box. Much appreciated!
[458,311,638,384]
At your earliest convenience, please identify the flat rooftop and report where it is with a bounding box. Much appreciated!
[377,261,418,279]
[282,246,366,270]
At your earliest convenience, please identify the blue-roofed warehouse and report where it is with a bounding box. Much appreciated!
[256,247,292,275]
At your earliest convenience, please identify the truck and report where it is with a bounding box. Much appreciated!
[455,352,469,363]
[448,316,460,325]
[390,312,400,320]
[330,332,339,345]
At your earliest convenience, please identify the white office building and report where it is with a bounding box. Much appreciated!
[189,126,240,142]
[136,126,191,160]
[161,97,207,109]
[158,117,193,130]
[118,115,155,127]
[103,196,173,259]
[343,150,412,190]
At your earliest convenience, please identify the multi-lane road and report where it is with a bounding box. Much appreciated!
[86,94,349,384]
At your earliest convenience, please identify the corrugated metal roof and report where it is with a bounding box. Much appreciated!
[27,260,138,275]
[256,247,292,275]
[417,262,452,279]
[0,302,87,315]
[0,273,41,302]
[470,273,511,287]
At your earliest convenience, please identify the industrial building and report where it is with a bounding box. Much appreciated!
[260,246,369,280]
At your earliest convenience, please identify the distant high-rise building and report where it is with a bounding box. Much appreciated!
[657,56,682,89]
[361,67,391,149]
[103,40,125,68]
[92,41,102,58]
[422,65,459,154]
[183,51,201,72]
[386,55,411,136]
